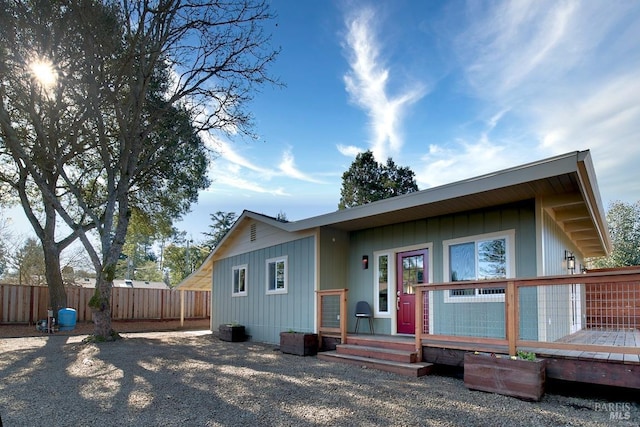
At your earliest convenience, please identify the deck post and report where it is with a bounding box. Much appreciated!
[415,287,423,360]
[506,281,517,356]
[340,289,348,344]
[316,292,321,344]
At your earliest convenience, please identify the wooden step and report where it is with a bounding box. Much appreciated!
[337,344,417,363]
[346,335,417,352]
[318,351,433,377]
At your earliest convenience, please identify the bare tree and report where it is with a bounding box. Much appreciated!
[0,0,279,338]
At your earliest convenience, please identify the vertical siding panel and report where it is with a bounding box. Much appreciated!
[403,221,415,247]
[211,236,314,344]
[427,217,442,282]
[452,212,469,238]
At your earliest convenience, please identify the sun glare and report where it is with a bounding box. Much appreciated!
[30,59,57,88]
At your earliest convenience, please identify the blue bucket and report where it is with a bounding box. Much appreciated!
[57,308,77,331]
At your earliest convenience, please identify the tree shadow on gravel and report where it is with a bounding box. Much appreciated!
[1,333,638,426]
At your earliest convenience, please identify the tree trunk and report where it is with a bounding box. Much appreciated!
[90,272,114,339]
[42,241,67,315]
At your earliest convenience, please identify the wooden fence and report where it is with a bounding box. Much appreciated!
[0,284,210,324]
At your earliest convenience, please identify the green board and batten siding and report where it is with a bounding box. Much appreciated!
[211,199,578,344]
[212,235,316,345]
[347,201,538,338]
[318,227,349,291]
[536,207,585,342]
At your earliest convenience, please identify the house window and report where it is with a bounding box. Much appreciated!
[266,256,287,294]
[374,253,390,316]
[232,264,247,297]
[444,230,515,302]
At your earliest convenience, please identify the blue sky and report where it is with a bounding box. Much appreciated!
[7,0,640,243]
[179,0,640,239]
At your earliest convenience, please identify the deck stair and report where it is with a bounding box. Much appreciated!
[317,335,433,377]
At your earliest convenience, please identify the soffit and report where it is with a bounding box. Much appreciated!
[320,173,607,258]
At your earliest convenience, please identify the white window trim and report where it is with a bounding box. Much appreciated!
[373,251,393,318]
[372,243,433,323]
[443,230,515,303]
[266,256,288,295]
[232,264,248,297]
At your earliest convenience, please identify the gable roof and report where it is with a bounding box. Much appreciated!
[177,150,611,290]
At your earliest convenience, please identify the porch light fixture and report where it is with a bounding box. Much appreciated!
[565,251,575,274]
[362,255,369,270]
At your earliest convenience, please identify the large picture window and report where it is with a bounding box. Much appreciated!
[443,230,515,302]
[232,264,247,297]
[266,256,287,294]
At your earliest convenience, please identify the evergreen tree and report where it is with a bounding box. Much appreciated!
[202,211,237,251]
[339,150,419,209]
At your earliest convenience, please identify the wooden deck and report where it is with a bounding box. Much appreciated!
[333,329,640,389]
[417,328,640,389]
[547,328,640,363]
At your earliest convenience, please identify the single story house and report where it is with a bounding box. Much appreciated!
[178,150,611,345]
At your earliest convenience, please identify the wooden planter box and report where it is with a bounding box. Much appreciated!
[464,353,546,401]
[279,332,318,356]
[219,324,246,342]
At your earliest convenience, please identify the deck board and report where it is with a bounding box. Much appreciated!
[420,328,639,366]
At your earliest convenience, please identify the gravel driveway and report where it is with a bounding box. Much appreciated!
[0,330,638,426]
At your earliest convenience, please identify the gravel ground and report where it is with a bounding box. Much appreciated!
[0,326,638,427]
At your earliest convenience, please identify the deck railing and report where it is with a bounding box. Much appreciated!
[415,269,640,361]
[316,289,348,344]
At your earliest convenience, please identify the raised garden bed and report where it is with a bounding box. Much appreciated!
[279,331,318,356]
[464,352,546,401]
[219,324,246,342]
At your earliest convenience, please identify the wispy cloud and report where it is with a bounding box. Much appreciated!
[202,132,272,176]
[342,6,426,161]
[336,144,362,157]
[459,1,581,99]
[421,0,640,202]
[212,169,289,196]
[417,121,516,189]
[201,132,325,194]
[278,149,325,183]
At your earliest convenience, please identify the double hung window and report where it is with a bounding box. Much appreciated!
[232,265,247,297]
[266,256,287,294]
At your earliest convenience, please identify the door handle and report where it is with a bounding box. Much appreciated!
[396,296,400,311]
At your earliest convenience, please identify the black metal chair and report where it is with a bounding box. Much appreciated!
[354,301,374,334]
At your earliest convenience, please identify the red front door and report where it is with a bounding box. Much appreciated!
[396,249,428,334]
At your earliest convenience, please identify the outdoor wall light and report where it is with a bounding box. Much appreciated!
[362,255,369,270]
[565,250,576,274]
